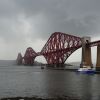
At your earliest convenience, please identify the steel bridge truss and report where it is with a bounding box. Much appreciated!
[17,32,100,66]
[23,47,37,65]
[41,32,82,64]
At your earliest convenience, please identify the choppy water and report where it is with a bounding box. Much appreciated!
[0,65,100,100]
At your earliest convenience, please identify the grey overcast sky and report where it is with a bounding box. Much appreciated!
[0,0,100,63]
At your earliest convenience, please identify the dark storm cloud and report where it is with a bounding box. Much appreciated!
[0,0,99,59]
[0,0,100,42]
[14,0,100,38]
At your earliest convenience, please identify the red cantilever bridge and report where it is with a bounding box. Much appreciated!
[16,32,100,70]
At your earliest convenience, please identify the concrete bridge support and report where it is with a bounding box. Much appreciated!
[80,37,93,68]
[96,45,100,70]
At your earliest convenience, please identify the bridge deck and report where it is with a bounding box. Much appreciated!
[87,40,100,47]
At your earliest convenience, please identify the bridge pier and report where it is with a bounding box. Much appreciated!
[96,45,100,70]
[80,37,93,68]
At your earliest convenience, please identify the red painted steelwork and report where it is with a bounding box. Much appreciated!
[17,32,100,65]
[41,32,82,64]
[23,47,37,65]
[17,32,100,66]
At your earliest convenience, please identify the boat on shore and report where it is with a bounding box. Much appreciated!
[77,67,96,74]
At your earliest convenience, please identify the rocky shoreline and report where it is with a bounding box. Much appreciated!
[0,96,80,100]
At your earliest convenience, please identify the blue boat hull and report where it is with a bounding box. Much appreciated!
[77,68,95,74]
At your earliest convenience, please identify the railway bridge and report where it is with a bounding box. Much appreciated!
[16,32,100,70]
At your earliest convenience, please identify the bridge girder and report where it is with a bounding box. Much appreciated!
[23,47,37,65]
[17,32,100,66]
[41,32,82,64]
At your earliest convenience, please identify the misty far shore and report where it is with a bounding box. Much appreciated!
[0,60,81,66]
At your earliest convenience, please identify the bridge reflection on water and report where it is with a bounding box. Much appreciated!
[0,65,100,100]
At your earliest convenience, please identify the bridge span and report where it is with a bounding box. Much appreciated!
[16,32,100,70]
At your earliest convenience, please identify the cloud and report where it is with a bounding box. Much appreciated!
[0,0,100,60]
[15,0,100,37]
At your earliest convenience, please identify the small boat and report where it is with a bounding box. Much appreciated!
[77,67,95,74]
